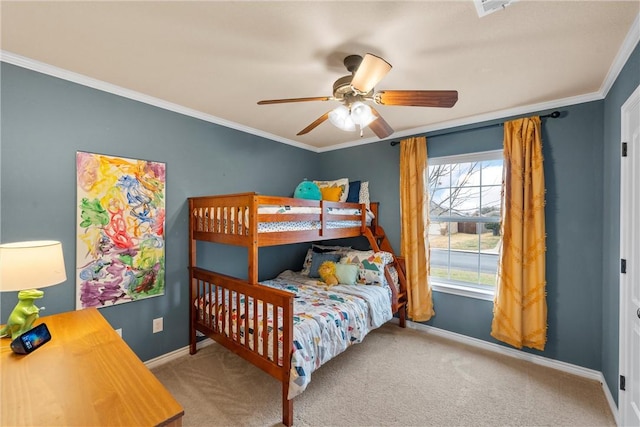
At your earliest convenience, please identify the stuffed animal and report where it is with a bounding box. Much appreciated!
[317,261,339,288]
[293,180,321,200]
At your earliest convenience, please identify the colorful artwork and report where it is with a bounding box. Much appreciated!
[76,151,166,309]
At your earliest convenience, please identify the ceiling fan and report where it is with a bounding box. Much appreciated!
[257,53,458,139]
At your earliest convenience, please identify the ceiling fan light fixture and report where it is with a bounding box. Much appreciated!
[329,105,356,131]
[350,101,376,127]
[257,52,456,140]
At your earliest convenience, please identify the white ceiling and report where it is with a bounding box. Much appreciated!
[2,1,639,151]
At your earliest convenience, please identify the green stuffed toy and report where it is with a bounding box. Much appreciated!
[293,180,321,200]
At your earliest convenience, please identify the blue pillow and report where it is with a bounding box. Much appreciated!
[346,180,361,203]
[309,252,342,278]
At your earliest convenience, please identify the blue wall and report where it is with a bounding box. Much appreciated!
[320,101,606,371]
[0,63,318,361]
[602,41,640,402]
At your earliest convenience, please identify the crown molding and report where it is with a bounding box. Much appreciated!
[0,50,317,152]
[3,13,639,155]
[319,13,640,153]
[600,11,640,97]
[318,91,602,152]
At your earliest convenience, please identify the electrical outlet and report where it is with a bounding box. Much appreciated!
[115,328,122,337]
[152,317,163,333]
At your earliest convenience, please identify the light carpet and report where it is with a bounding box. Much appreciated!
[152,323,615,426]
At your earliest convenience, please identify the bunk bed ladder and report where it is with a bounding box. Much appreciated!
[363,226,407,328]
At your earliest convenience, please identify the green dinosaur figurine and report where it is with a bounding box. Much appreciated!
[0,289,45,340]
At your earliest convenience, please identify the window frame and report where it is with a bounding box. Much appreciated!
[428,149,503,301]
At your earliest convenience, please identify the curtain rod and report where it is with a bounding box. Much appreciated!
[389,111,561,146]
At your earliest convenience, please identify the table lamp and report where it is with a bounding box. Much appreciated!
[0,240,66,340]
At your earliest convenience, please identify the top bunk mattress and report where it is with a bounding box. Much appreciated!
[197,204,374,234]
[257,205,374,233]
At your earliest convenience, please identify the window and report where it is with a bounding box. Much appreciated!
[428,150,503,300]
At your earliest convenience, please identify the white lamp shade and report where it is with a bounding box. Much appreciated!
[350,54,392,94]
[0,240,66,291]
[328,105,356,131]
[350,102,376,127]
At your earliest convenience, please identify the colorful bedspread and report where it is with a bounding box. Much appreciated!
[266,270,392,399]
[198,270,392,399]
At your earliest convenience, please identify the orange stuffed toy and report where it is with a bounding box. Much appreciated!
[317,261,339,288]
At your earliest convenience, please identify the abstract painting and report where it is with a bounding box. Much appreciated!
[76,151,166,309]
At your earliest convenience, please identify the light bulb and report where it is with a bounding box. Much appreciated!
[329,106,356,131]
[350,102,376,127]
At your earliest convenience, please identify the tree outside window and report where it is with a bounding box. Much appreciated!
[428,151,503,294]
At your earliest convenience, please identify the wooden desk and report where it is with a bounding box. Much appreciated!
[1,308,184,426]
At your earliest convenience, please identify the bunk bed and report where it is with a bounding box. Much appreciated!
[188,192,407,426]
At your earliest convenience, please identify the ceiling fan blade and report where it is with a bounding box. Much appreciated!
[257,96,332,105]
[368,108,394,139]
[351,53,392,94]
[297,112,330,136]
[375,90,458,108]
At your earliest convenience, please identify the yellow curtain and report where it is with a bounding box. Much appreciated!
[491,116,547,350]
[400,136,434,322]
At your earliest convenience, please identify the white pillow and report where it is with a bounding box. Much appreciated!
[340,250,394,286]
[359,181,370,209]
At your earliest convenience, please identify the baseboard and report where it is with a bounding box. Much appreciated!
[144,338,215,370]
[600,372,620,426]
[393,319,620,425]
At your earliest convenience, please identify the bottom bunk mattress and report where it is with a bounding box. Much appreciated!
[196,270,392,399]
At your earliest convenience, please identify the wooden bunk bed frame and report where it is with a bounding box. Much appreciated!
[188,192,407,426]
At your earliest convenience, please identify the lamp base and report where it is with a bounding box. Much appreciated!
[0,289,44,340]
